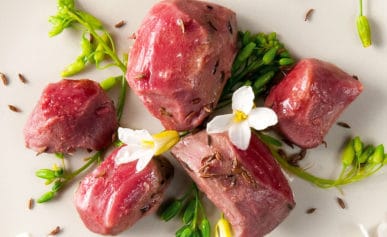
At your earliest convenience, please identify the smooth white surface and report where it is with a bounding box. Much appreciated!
[1,0,387,236]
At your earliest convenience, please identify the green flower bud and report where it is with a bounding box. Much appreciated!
[341,139,355,166]
[357,15,372,48]
[160,199,183,221]
[36,169,56,180]
[368,144,384,164]
[262,47,278,65]
[37,191,55,203]
[61,58,85,77]
[200,218,211,237]
[182,199,196,224]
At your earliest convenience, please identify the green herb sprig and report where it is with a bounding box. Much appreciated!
[159,183,210,237]
[261,134,386,188]
[36,0,128,203]
[217,31,294,110]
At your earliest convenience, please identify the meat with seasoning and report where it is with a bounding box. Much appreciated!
[265,58,363,148]
[24,79,118,153]
[74,146,174,235]
[171,130,295,237]
[126,0,238,131]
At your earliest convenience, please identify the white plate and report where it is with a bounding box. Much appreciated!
[1,0,387,236]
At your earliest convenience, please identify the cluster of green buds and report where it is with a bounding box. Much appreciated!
[219,31,294,107]
[159,184,210,237]
[49,0,126,77]
[337,136,385,185]
[35,160,65,203]
[265,133,387,189]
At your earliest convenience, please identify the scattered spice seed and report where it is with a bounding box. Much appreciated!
[337,121,351,129]
[336,197,346,209]
[227,21,233,34]
[306,207,316,214]
[352,75,359,80]
[321,140,328,148]
[206,5,213,10]
[129,33,136,40]
[114,20,126,28]
[8,104,21,112]
[18,73,27,83]
[1,72,8,85]
[28,198,34,210]
[48,226,61,235]
[304,8,315,21]
[208,20,218,31]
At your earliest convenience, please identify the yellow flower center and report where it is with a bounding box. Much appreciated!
[141,139,155,149]
[152,130,180,155]
[233,110,248,123]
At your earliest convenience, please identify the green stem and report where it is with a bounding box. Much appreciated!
[359,0,363,16]
[116,74,127,120]
[63,151,101,182]
[64,8,126,72]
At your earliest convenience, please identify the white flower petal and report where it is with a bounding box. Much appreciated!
[118,127,153,145]
[207,114,233,134]
[135,150,154,172]
[115,145,144,165]
[377,220,387,237]
[228,121,251,150]
[248,107,278,130]
[232,86,254,114]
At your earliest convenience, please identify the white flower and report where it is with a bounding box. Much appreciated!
[115,127,179,172]
[207,86,278,150]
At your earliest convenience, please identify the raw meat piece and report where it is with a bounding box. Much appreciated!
[74,147,174,235]
[171,130,295,237]
[126,0,238,131]
[265,58,363,148]
[24,79,118,153]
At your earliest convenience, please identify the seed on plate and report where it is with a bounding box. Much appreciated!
[18,73,27,83]
[48,226,61,235]
[8,104,21,112]
[336,197,346,209]
[337,121,351,129]
[1,72,8,85]
[306,207,316,214]
[321,140,328,148]
[27,198,34,210]
[304,8,315,21]
[208,20,218,31]
[114,20,126,28]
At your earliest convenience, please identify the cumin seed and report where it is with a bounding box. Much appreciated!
[227,21,233,34]
[18,73,27,83]
[207,135,212,146]
[159,107,173,117]
[220,71,225,83]
[49,226,61,235]
[114,20,126,28]
[203,103,213,113]
[192,98,201,104]
[206,5,213,10]
[208,21,218,31]
[306,207,316,214]
[352,75,359,80]
[321,140,328,148]
[28,198,34,210]
[212,60,219,75]
[304,8,315,21]
[8,104,21,112]
[1,72,8,85]
[336,197,346,209]
[337,121,351,129]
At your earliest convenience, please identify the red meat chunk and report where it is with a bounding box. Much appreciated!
[24,79,118,153]
[74,147,174,235]
[265,58,363,148]
[126,0,238,131]
[171,130,295,237]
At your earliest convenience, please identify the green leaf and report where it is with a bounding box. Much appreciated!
[35,169,56,180]
[37,191,55,203]
[58,0,75,9]
[160,199,183,221]
[182,199,196,224]
[200,218,211,237]
[77,11,103,29]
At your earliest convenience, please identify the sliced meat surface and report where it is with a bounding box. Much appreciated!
[265,58,363,148]
[24,79,118,153]
[171,130,295,237]
[74,147,174,235]
[126,0,238,131]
